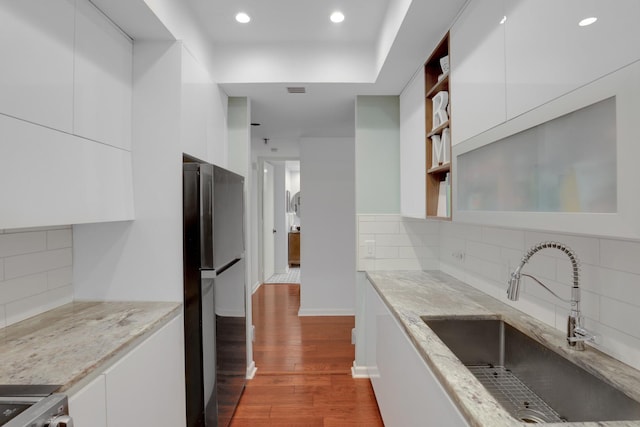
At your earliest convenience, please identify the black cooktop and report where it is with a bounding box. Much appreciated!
[0,385,61,426]
[0,385,59,397]
[0,402,30,426]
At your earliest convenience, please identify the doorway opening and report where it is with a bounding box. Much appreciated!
[259,159,300,285]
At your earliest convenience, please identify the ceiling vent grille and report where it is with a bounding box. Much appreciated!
[286,86,306,94]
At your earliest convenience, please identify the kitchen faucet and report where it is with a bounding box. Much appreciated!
[507,241,595,350]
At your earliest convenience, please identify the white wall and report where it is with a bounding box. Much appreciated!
[73,41,184,302]
[227,97,250,177]
[226,96,255,375]
[299,137,356,315]
[355,96,400,214]
[356,215,439,271]
[273,163,288,274]
[0,226,73,327]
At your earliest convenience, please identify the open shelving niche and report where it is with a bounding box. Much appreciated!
[425,33,452,219]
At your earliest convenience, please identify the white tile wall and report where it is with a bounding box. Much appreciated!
[440,222,640,371]
[357,215,640,369]
[0,226,73,328]
[356,214,439,271]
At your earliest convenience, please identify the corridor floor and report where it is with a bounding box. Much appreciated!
[229,284,384,426]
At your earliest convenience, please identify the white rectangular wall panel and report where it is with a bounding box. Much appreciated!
[74,0,133,149]
[399,70,426,218]
[0,0,75,132]
[0,114,134,229]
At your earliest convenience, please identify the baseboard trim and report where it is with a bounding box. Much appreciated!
[246,361,257,379]
[298,308,355,316]
[351,362,369,378]
[251,281,261,294]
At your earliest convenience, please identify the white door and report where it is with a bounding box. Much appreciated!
[262,162,275,281]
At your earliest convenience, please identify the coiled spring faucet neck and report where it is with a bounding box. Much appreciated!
[507,241,593,350]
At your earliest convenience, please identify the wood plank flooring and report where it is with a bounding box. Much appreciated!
[230,284,384,427]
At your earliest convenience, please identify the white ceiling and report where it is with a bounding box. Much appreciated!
[195,0,390,44]
[96,0,469,146]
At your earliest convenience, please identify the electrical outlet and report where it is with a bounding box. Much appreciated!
[365,240,375,258]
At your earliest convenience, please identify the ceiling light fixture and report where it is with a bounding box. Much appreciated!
[235,12,251,23]
[330,11,345,23]
[578,16,597,26]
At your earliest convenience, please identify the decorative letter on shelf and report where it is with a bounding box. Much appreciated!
[432,91,449,129]
[431,134,443,167]
[442,128,451,164]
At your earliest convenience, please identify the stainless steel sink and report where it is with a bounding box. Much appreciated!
[422,317,640,423]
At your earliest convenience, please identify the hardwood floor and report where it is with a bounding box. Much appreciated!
[229,284,384,427]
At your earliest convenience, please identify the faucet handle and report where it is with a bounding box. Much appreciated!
[570,326,597,344]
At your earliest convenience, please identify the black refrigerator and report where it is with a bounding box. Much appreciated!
[183,162,247,427]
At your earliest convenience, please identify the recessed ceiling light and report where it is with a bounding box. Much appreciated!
[330,11,345,23]
[235,12,251,23]
[578,16,597,26]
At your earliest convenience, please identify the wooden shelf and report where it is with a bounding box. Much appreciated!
[424,32,452,220]
[427,162,450,175]
[427,120,450,138]
[425,72,449,98]
[426,214,452,221]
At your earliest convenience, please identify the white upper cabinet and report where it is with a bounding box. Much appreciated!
[0,0,74,132]
[505,0,640,119]
[0,114,134,229]
[450,0,506,145]
[399,69,426,218]
[74,0,133,150]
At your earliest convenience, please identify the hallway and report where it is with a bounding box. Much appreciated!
[230,284,384,426]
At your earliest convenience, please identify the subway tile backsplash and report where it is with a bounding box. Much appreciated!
[0,226,73,328]
[441,222,640,371]
[357,215,439,271]
[358,214,640,371]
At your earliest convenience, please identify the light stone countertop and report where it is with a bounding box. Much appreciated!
[0,301,181,393]
[366,270,640,427]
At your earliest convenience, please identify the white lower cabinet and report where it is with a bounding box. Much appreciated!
[69,375,107,427]
[365,281,468,427]
[69,314,186,427]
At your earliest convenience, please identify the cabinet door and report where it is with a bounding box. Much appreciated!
[367,282,468,427]
[104,315,186,427]
[399,69,426,218]
[74,0,132,150]
[505,0,640,119]
[0,0,74,132]
[0,114,134,229]
[451,0,506,145]
[69,375,107,427]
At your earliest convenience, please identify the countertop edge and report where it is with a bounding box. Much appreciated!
[365,270,640,427]
[60,303,182,395]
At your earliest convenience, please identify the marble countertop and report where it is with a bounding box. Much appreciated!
[0,301,181,393]
[366,270,640,427]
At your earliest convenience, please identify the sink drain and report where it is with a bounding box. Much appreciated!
[517,408,554,423]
